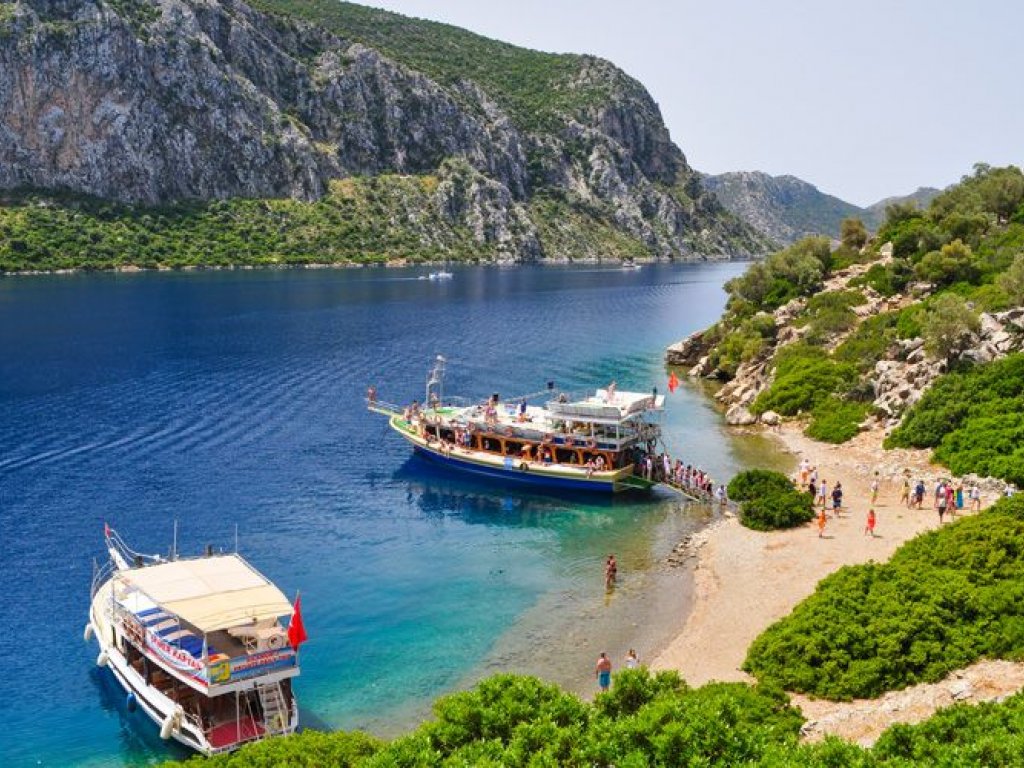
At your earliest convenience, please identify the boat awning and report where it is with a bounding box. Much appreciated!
[119,554,292,633]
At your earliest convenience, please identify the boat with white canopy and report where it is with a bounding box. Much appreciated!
[86,526,304,755]
[368,356,665,493]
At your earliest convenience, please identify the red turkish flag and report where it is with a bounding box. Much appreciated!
[287,594,308,651]
[668,371,680,394]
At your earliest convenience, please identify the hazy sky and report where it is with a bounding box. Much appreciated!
[362,0,1022,206]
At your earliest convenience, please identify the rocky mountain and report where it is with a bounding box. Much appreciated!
[702,171,862,244]
[0,0,770,268]
[861,186,942,230]
[703,172,942,245]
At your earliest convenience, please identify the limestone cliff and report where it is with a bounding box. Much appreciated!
[0,0,771,264]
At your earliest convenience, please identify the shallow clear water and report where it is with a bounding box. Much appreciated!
[0,262,777,765]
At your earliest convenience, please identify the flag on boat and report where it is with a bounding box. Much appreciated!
[668,371,680,394]
[288,593,308,651]
[104,521,111,538]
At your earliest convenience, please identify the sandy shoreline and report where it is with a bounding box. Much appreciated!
[652,422,980,687]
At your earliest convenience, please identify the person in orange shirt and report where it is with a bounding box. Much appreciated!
[817,508,827,538]
[865,508,877,537]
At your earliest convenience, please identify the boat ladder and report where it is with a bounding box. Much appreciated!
[256,682,289,735]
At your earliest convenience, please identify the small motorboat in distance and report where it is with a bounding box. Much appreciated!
[86,525,304,755]
[428,271,453,280]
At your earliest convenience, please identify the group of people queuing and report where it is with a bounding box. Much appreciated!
[635,448,726,503]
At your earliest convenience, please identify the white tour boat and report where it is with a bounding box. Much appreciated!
[86,526,304,755]
[368,356,665,493]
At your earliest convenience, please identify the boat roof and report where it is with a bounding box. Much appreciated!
[545,389,663,423]
[118,553,292,633]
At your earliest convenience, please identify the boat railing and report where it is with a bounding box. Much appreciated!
[91,557,116,599]
[366,398,405,418]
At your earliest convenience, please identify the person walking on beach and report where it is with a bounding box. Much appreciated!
[817,507,827,538]
[832,483,844,516]
[818,480,828,510]
[899,476,910,507]
[865,508,877,537]
[595,652,612,692]
[870,474,880,504]
[604,554,617,589]
[970,484,982,511]
[937,485,949,523]
[624,649,639,669]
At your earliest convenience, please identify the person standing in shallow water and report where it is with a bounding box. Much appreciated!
[604,554,617,589]
[595,652,612,691]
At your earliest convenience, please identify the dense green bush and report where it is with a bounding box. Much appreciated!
[727,469,796,501]
[170,671,805,768]
[804,397,868,444]
[853,259,913,296]
[886,353,1024,483]
[164,729,382,766]
[751,345,856,416]
[832,312,899,372]
[739,489,817,532]
[166,683,1024,767]
[744,495,1024,700]
[724,237,831,313]
[706,313,777,378]
[727,469,815,532]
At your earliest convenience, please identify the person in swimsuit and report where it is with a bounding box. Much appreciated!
[624,649,639,670]
[595,652,612,691]
[605,555,618,589]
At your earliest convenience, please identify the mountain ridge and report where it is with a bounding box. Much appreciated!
[0,0,770,269]
[703,170,941,243]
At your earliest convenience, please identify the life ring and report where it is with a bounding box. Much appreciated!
[519,463,529,472]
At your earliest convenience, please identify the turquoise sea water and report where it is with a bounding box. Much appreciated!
[0,263,777,765]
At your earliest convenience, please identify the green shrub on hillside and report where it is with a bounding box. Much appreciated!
[802,289,865,345]
[804,397,868,444]
[751,344,856,416]
[833,312,900,372]
[886,353,1024,483]
[725,236,831,313]
[705,313,777,377]
[913,239,979,287]
[853,258,913,297]
[744,495,1024,700]
[920,293,980,360]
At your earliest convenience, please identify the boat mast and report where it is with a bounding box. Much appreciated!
[425,355,446,408]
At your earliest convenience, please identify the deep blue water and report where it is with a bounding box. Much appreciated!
[0,263,770,766]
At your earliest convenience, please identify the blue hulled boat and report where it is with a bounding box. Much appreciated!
[369,357,663,493]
